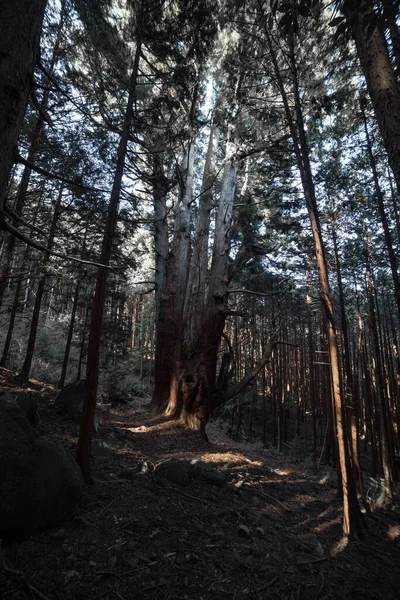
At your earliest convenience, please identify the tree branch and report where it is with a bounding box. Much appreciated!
[228,288,283,298]
[16,155,108,194]
[1,218,112,269]
[4,206,45,235]
[213,335,279,407]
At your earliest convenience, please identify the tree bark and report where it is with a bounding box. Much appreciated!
[19,185,63,383]
[345,0,400,195]
[76,33,142,483]
[0,0,47,217]
[263,24,363,536]
[0,3,64,309]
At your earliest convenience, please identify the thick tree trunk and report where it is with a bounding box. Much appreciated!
[345,0,400,195]
[0,5,64,310]
[184,121,219,346]
[151,139,195,416]
[0,0,47,217]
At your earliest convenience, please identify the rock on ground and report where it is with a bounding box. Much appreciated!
[55,380,99,432]
[0,390,83,541]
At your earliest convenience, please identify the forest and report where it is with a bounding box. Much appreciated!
[1,0,400,598]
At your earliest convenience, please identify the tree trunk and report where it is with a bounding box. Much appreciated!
[363,228,394,498]
[19,185,63,383]
[76,34,142,483]
[264,25,363,536]
[345,0,400,195]
[0,0,47,218]
[330,212,364,500]
[0,4,64,309]
[59,279,81,389]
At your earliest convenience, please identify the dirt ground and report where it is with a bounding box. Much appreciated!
[1,367,400,600]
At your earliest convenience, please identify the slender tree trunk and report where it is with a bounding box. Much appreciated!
[363,228,394,498]
[19,185,63,383]
[361,103,400,323]
[330,213,364,500]
[59,280,81,389]
[76,303,89,382]
[0,250,29,367]
[264,26,362,536]
[76,34,142,483]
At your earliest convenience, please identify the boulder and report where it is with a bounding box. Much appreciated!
[15,391,39,427]
[189,459,226,487]
[55,380,99,432]
[153,458,226,488]
[0,390,83,541]
[154,459,191,487]
[91,439,113,459]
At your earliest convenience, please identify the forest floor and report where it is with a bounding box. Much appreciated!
[1,368,400,600]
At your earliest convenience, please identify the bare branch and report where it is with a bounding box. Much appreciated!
[30,89,54,128]
[228,288,283,298]
[4,206,46,235]
[16,155,108,193]
[1,218,112,269]
[213,335,279,407]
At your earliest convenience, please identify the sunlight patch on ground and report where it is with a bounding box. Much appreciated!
[273,468,293,476]
[199,452,264,467]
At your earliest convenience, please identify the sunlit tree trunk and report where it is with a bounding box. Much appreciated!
[330,212,364,500]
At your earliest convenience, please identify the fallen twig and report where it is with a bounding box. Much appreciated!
[258,485,292,512]
[257,575,278,592]
[296,557,328,565]
[141,581,165,592]
[95,570,123,581]
[121,561,157,576]
[2,559,50,600]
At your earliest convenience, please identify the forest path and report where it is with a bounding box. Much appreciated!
[1,369,400,600]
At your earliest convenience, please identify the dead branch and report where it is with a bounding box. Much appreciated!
[214,335,279,406]
[17,154,107,193]
[257,575,278,592]
[2,559,50,600]
[1,218,112,269]
[4,205,46,235]
[30,89,54,128]
[258,484,292,512]
[228,288,284,298]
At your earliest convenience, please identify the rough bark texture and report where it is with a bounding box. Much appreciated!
[0,0,47,215]
[0,5,64,309]
[346,0,400,195]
